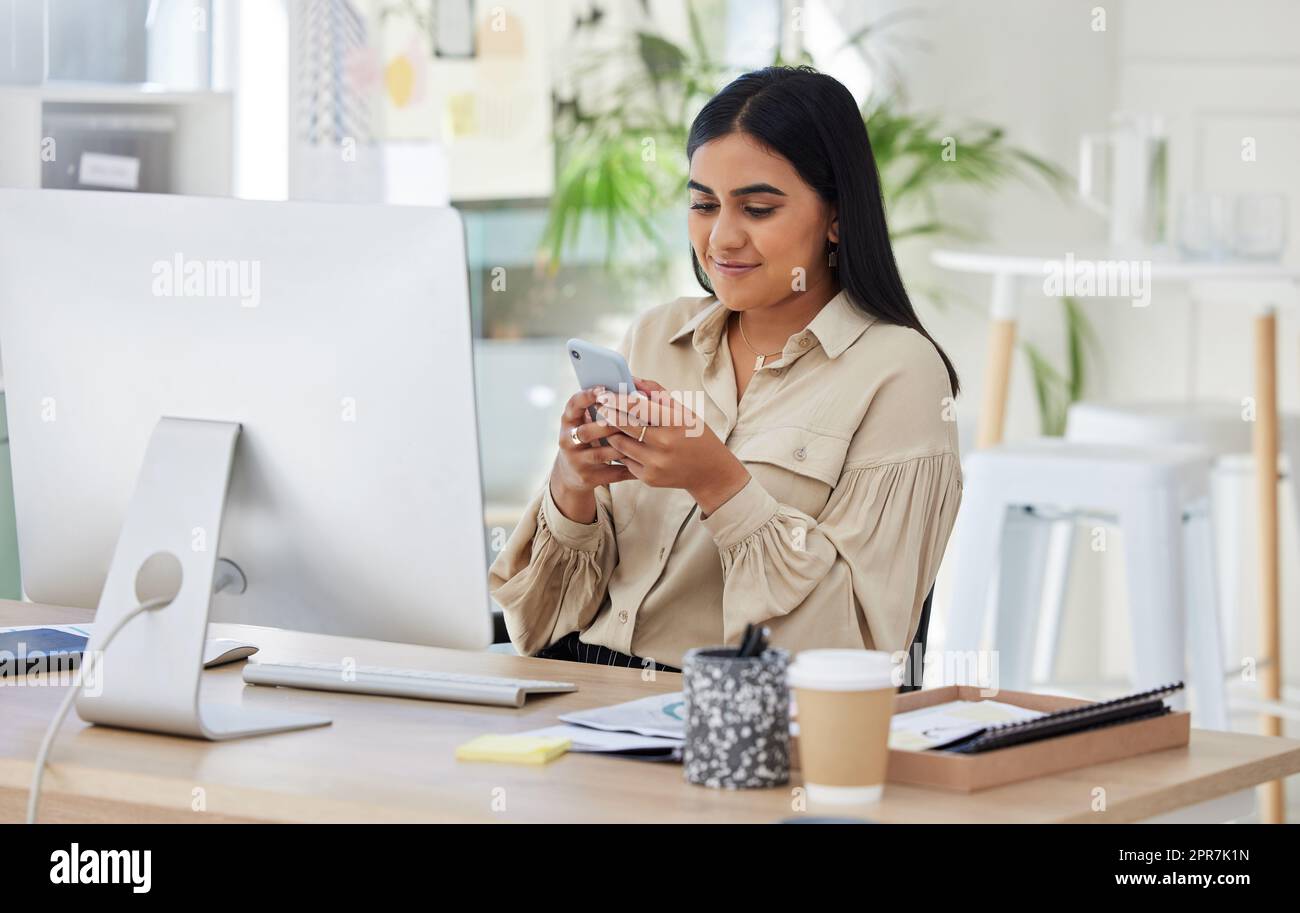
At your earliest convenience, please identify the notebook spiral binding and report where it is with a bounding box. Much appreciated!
[940,681,1186,754]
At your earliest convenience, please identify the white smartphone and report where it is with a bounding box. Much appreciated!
[566,337,637,450]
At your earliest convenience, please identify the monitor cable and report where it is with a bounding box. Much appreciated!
[26,597,170,824]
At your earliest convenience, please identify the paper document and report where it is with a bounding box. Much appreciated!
[888,700,1046,751]
[520,724,683,756]
[559,691,800,742]
[558,691,687,740]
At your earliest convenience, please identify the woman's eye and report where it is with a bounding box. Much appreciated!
[688,201,775,217]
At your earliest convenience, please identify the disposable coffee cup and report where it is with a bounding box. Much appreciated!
[788,649,897,804]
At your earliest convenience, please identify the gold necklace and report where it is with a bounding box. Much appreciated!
[736,312,783,370]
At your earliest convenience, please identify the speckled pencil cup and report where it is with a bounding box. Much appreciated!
[681,646,790,789]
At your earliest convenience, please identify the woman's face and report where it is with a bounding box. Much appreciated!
[688,131,838,313]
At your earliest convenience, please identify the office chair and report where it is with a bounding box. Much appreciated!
[491,610,510,645]
[898,585,934,694]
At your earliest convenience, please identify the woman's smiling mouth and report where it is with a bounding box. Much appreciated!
[710,256,759,278]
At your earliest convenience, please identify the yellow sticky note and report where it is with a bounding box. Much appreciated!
[455,734,571,765]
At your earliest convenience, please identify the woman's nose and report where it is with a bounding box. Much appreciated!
[709,209,747,254]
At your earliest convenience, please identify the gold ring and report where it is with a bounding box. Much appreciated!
[569,426,582,446]
[637,426,647,443]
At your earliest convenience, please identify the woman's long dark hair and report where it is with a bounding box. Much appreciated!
[686,66,960,397]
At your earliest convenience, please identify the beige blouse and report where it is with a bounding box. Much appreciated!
[488,288,963,669]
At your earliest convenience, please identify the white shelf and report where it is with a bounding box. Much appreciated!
[0,82,231,106]
[0,82,233,196]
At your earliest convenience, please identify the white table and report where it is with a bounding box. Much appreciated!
[932,244,1300,823]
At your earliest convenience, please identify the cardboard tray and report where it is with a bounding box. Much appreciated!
[790,685,1190,793]
[882,685,1190,792]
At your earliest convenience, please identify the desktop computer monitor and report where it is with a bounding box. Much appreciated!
[0,189,493,652]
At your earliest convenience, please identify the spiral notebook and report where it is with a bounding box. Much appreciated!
[932,682,1185,754]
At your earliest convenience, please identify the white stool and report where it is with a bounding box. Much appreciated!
[945,438,1229,729]
[1063,400,1300,678]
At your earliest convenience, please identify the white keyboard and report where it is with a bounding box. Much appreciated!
[242,660,577,708]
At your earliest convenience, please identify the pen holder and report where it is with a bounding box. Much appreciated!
[681,646,790,789]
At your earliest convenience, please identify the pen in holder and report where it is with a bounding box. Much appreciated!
[681,638,790,789]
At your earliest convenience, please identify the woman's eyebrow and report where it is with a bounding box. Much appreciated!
[687,180,787,197]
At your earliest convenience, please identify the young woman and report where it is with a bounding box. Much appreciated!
[489,66,963,672]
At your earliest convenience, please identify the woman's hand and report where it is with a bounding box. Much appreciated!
[594,378,750,517]
[550,386,637,523]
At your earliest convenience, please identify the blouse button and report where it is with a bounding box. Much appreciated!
[618,609,629,623]
[771,367,783,376]
[798,337,809,348]
[794,447,807,460]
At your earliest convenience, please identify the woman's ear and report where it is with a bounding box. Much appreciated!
[827,209,839,246]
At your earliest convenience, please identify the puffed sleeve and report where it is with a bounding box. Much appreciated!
[487,320,637,655]
[700,450,963,651]
[488,481,618,655]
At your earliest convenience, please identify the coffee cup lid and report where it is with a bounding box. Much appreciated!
[787,649,897,691]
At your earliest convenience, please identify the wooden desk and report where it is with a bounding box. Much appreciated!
[3,599,1299,823]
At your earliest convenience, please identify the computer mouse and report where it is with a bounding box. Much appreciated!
[203,639,260,667]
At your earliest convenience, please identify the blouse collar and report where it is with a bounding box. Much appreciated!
[668,287,875,359]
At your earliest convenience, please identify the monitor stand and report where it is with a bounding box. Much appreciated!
[76,417,332,740]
